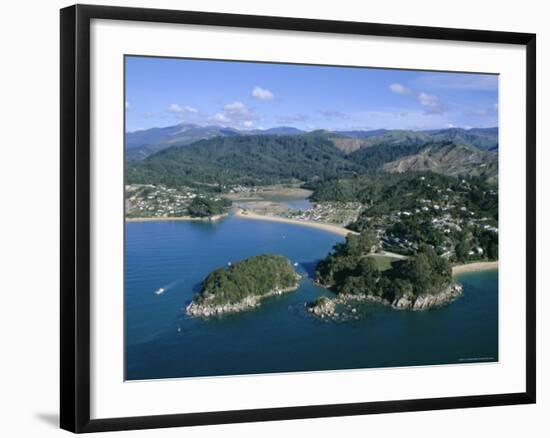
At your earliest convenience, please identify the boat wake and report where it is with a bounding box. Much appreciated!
[153,279,181,295]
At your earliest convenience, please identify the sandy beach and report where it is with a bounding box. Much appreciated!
[452,261,498,275]
[126,213,228,223]
[235,208,357,237]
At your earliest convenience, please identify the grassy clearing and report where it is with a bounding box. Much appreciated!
[368,254,399,271]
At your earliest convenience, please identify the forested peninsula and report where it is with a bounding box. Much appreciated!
[310,232,463,318]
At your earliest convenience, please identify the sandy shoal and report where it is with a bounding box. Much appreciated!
[235,208,356,237]
[452,261,498,275]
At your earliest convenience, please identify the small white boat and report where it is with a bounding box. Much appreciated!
[293,262,299,267]
[227,262,232,266]
[155,287,165,295]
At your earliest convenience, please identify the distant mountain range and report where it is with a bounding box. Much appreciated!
[126,124,241,161]
[125,125,498,187]
[126,123,498,161]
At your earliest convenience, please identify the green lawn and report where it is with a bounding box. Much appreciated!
[368,254,399,271]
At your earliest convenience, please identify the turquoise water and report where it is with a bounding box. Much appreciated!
[125,215,498,380]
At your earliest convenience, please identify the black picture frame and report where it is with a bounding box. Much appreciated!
[60,4,536,433]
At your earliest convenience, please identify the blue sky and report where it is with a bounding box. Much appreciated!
[125,56,498,133]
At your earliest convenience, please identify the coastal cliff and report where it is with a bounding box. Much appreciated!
[392,283,463,309]
[186,254,300,317]
[309,283,463,319]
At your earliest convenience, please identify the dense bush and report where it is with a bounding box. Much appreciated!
[126,134,363,187]
[187,197,231,217]
[316,234,453,302]
[195,254,298,305]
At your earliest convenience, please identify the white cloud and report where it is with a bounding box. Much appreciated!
[125,100,131,110]
[168,103,198,114]
[251,86,274,100]
[213,113,229,123]
[389,82,446,115]
[389,83,411,95]
[417,92,445,115]
[223,101,249,115]
[212,102,259,128]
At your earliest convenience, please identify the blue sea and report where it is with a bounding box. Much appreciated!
[125,215,498,380]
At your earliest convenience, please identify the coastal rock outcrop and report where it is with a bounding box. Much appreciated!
[186,285,298,317]
[391,283,463,310]
[308,283,463,320]
[308,296,337,318]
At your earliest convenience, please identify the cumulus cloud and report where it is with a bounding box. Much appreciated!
[212,101,258,128]
[223,101,250,116]
[168,103,198,115]
[417,92,445,115]
[389,83,412,95]
[213,113,229,123]
[389,82,446,115]
[251,86,274,100]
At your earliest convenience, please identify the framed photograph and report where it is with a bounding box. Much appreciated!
[60,4,536,433]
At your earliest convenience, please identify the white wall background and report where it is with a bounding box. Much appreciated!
[0,0,546,436]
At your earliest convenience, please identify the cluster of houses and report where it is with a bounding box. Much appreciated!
[227,185,258,194]
[349,179,498,260]
[125,184,216,218]
[286,202,363,227]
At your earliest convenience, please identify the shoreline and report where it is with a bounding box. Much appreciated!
[127,210,496,276]
[452,261,498,275]
[309,283,464,319]
[235,208,357,237]
[125,213,228,223]
[186,283,300,317]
